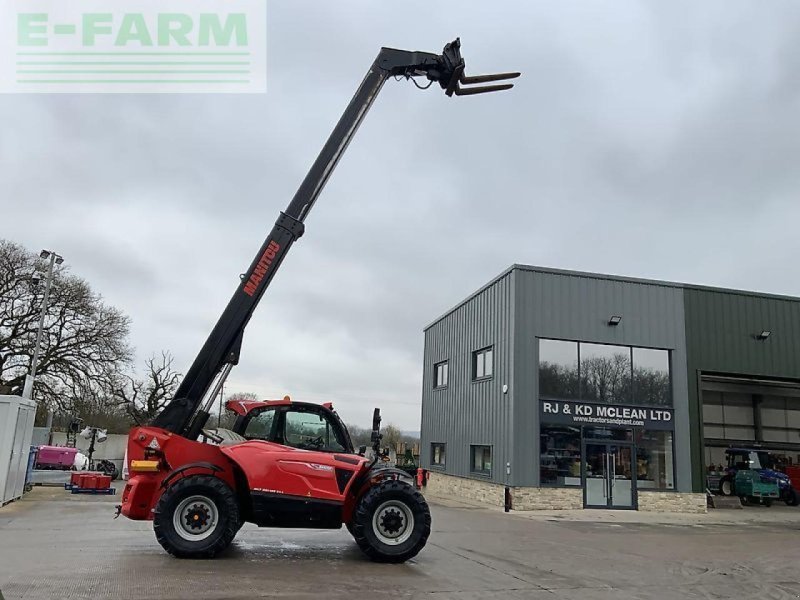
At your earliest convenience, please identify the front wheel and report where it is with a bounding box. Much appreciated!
[720,478,733,496]
[784,487,799,506]
[153,474,240,559]
[351,480,431,563]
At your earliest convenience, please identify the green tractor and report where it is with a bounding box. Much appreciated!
[733,469,780,506]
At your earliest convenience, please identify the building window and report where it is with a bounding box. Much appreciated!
[580,343,632,405]
[433,360,448,389]
[472,346,493,380]
[635,430,675,490]
[539,339,579,399]
[539,339,672,407]
[632,347,671,407]
[470,445,492,475]
[431,443,446,467]
[540,426,581,486]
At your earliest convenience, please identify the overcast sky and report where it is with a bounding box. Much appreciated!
[3,1,800,430]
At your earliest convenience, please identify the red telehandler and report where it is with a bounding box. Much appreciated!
[119,39,518,563]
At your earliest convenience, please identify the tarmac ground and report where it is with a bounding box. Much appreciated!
[1,487,799,600]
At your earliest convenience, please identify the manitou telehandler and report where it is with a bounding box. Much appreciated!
[119,39,518,563]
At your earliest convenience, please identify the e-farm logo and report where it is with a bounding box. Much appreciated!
[0,0,266,93]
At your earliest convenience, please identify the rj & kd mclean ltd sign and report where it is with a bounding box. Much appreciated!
[540,399,674,430]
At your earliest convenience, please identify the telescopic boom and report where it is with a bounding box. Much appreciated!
[152,38,520,438]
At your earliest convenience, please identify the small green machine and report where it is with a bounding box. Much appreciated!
[734,469,779,506]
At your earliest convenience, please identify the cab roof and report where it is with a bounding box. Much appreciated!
[225,396,334,417]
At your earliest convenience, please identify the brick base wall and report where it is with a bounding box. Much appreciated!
[425,473,707,513]
[511,486,583,510]
[424,471,505,507]
[638,491,707,513]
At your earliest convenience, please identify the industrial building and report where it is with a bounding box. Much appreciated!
[420,265,800,512]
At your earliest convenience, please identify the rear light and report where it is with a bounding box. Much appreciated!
[129,460,160,473]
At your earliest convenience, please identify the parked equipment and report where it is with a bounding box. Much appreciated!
[67,471,115,495]
[34,445,79,470]
[734,469,779,506]
[718,448,799,506]
[119,39,518,563]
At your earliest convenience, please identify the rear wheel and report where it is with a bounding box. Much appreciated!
[154,475,239,559]
[351,480,431,563]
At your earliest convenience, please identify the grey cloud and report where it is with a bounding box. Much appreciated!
[3,1,800,429]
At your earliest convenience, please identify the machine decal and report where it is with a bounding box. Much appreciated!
[243,240,281,296]
[291,462,334,472]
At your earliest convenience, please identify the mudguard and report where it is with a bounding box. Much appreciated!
[369,465,414,483]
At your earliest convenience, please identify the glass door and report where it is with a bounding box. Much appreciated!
[584,442,635,509]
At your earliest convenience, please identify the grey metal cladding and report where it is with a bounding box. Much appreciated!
[683,288,800,490]
[420,271,513,484]
[512,267,691,490]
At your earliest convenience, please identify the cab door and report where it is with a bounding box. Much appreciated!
[279,407,349,453]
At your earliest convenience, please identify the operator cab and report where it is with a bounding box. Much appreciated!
[224,397,354,454]
[725,448,768,470]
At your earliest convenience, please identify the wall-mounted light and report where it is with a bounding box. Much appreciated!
[608,315,622,326]
[755,330,771,340]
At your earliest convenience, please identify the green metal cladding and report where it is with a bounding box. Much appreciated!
[683,287,800,491]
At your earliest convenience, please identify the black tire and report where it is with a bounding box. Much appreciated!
[763,498,773,507]
[153,475,239,559]
[98,461,118,481]
[719,477,734,496]
[784,488,799,507]
[345,521,355,536]
[351,480,431,563]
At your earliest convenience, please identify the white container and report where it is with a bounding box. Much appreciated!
[0,394,37,505]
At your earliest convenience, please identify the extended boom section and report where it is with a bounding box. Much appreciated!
[153,38,519,439]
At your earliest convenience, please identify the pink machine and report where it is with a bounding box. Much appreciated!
[35,445,78,470]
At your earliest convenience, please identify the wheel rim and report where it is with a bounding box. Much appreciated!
[372,499,414,546]
[721,480,731,496]
[173,495,218,542]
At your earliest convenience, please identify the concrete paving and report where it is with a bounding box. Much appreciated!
[1,487,799,600]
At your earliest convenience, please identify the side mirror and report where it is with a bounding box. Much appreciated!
[370,408,383,454]
[371,408,381,435]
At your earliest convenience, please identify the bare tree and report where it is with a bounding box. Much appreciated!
[580,353,632,403]
[346,423,371,447]
[0,240,132,413]
[55,376,131,433]
[114,352,181,424]
[382,423,403,449]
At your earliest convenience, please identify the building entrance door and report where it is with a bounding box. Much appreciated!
[584,442,636,509]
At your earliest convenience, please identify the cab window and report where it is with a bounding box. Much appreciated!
[244,408,276,440]
[283,410,346,452]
